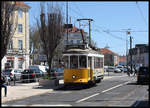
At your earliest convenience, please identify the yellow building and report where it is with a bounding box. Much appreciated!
[1,2,31,70]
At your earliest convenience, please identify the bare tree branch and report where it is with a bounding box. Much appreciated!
[1,1,17,61]
[36,3,64,77]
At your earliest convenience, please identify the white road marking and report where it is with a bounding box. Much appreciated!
[30,104,72,106]
[102,81,131,93]
[104,75,127,80]
[133,100,141,107]
[76,81,131,103]
[2,104,72,107]
[76,93,100,103]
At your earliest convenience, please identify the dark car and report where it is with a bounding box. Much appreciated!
[54,68,64,79]
[46,68,64,79]
[21,69,42,82]
[30,68,44,77]
[137,66,149,84]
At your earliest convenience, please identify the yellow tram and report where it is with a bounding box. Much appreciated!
[63,44,104,85]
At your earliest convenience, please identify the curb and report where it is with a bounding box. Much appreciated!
[2,85,63,103]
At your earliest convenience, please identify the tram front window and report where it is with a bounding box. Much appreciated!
[79,56,87,68]
[64,56,69,68]
[70,56,78,69]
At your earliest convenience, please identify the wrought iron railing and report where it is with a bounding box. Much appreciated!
[7,48,27,55]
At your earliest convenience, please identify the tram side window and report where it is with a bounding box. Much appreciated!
[79,56,87,68]
[100,58,104,68]
[70,56,78,69]
[88,57,92,68]
[94,57,100,68]
[64,56,69,68]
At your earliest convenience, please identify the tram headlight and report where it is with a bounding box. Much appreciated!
[72,75,76,79]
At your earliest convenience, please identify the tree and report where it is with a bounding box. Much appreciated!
[1,1,17,62]
[37,3,64,78]
[29,26,41,65]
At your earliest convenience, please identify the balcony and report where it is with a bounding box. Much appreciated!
[7,48,26,55]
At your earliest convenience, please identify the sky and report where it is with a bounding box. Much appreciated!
[25,1,149,56]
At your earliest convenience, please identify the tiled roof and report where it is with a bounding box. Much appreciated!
[100,48,118,55]
[65,26,84,33]
[16,2,31,9]
[119,56,126,62]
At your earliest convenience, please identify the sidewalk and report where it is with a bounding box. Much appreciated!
[1,82,59,103]
[2,75,116,104]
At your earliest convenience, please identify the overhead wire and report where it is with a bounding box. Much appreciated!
[70,6,126,42]
[136,2,148,26]
[63,2,147,49]
[69,3,129,50]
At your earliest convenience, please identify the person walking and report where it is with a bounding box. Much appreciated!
[127,66,130,76]
[133,65,137,76]
[1,74,7,97]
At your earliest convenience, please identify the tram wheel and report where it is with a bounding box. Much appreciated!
[88,80,96,86]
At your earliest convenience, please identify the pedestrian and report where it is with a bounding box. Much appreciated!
[1,74,7,97]
[133,65,137,76]
[127,66,130,76]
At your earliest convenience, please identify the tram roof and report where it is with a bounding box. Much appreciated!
[63,48,104,57]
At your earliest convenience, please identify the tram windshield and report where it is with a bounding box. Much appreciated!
[70,56,78,69]
[79,56,87,68]
[64,56,69,68]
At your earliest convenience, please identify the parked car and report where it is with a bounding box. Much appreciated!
[123,67,128,73]
[106,66,115,72]
[116,65,124,72]
[29,65,47,73]
[54,68,64,79]
[48,68,64,79]
[21,69,42,82]
[137,66,149,84]
[2,69,22,81]
[114,67,122,73]
[30,68,44,77]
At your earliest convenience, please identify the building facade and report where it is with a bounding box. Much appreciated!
[128,44,149,67]
[1,2,31,70]
[64,26,89,45]
[99,48,119,66]
[118,55,126,66]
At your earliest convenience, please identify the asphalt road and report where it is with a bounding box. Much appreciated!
[3,73,149,107]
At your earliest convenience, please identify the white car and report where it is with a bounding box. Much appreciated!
[114,68,122,73]
[2,69,22,81]
[116,65,124,72]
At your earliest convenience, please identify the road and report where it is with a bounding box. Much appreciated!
[2,73,149,107]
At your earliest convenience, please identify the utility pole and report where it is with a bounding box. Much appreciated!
[122,28,131,69]
[126,29,133,74]
[66,1,68,44]
[126,36,128,67]
[130,35,133,74]
[89,20,92,46]
[77,18,93,46]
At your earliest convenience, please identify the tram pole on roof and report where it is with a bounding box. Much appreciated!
[77,18,93,47]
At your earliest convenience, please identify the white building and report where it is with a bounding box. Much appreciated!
[1,2,31,70]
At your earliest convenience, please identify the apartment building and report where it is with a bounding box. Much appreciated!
[99,48,119,66]
[1,2,31,70]
[128,44,149,67]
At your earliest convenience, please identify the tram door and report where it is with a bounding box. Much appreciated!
[88,57,93,80]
